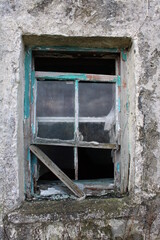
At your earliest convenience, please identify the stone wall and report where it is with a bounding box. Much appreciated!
[0,0,159,239]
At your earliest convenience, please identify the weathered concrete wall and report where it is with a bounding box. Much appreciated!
[0,0,159,239]
[3,197,160,240]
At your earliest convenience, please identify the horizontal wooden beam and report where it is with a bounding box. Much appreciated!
[30,145,84,198]
[33,52,118,59]
[35,71,117,82]
[37,116,113,123]
[32,46,121,53]
[33,138,117,149]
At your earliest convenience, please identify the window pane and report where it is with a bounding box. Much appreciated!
[37,122,74,140]
[34,56,115,75]
[37,81,74,117]
[37,145,74,180]
[78,148,114,180]
[79,122,115,143]
[79,82,115,117]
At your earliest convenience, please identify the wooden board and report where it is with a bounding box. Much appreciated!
[35,71,117,82]
[30,145,84,198]
[33,138,117,149]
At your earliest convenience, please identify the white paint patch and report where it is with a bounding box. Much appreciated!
[40,187,62,196]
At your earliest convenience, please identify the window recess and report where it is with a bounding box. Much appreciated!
[29,50,121,199]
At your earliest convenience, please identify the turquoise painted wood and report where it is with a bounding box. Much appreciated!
[31,70,35,104]
[31,46,120,53]
[24,48,32,119]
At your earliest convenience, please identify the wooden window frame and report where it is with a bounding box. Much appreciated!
[24,46,122,198]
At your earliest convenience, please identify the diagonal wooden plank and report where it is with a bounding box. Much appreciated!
[30,145,84,198]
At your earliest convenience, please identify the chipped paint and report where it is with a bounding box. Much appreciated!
[31,123,35,135]
[31,70,35,104]
[38,74,87,81]
[58,74,86,80]
[31,154,37,194]
[36,72,116,82]
[75,80,79,91]
[122,80,127,88]
[117,76,121,86]
[27,148,31,162]
[24,48,32,119]
[118,98,121,112]
[32,46,120,53]
[117,163,120,173]
[121,49,127,62]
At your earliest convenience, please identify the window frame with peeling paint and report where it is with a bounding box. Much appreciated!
[24,46,124,199]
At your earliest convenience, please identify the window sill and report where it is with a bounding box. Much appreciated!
[32,178,114,200]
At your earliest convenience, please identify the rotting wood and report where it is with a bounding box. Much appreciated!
[33,51,118,59]
[30,145,84,198]
[33,138,117,149]
[32,46,122,53]
[84,184,114,190]
[35,71,117,82]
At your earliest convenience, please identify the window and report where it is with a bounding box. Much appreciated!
[25,47,121,199]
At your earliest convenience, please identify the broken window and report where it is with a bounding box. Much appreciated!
[26,48,121,199]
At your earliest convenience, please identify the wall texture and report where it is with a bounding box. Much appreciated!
[0,0,159,239]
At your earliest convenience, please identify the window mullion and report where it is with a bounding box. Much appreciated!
[74,80,79,180]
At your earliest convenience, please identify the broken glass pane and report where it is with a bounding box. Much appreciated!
[37,81,74,117]
[37,122,74,140]
[78,148,114,180]
[79,82,115,117]
[37,145,74,180]
[79,122,115,143]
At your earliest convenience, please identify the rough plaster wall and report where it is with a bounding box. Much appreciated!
[3,198,160,240]
[0,0,160,238]
[133,1,160,198]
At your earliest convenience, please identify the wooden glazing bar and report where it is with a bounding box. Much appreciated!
[35,71,117,82]
[74,80,79,180]
[37,117,111,123]
[74,147,78,180]
[37,117,75,122]
[33,138,117,149]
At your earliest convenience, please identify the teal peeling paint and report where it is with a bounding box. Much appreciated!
[31,71,35,104]
[118,98,121,112]
[24,48,32,118]
[58,74,86,80]
[31,123,35,135]
[121,49,127,61]
[32,46,119,53]
[117,163,120,173]
[113,77,117,83]
[117,76,121,86]
[38,74,87,81]
[75,80,79,91]
[27,148,31,162]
